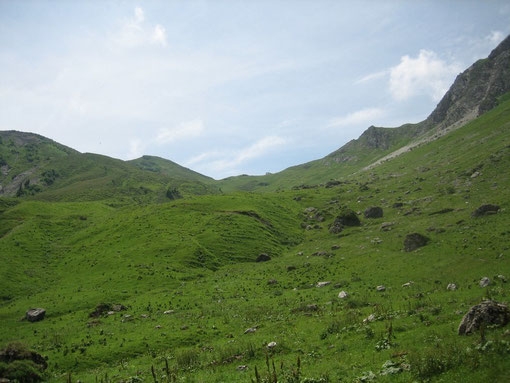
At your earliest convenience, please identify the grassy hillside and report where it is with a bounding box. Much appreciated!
[129,156,215,185]
[1,95,509,382]
[0,131,219,203]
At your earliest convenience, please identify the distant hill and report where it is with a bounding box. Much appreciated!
[0,131,218,202]
[129,155,214,185]
[218,34,510,192]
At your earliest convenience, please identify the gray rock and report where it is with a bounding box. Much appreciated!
[267,279,278,285]
[267,341,277,349]
[380,222,395,231]
[244,327,257,334]
[376,285,386,292]
[447,283,457,291]
[401,282,412,288]
[472,204,500,217]
[404,233,430,252]
[338,291,348,299]
[26,308,46,322]
[316,281,331,287]
[479,277,491,287]
[458,300,510,335]
[364,206,383,219]
[237,365,248,371]
[255,253,271,262]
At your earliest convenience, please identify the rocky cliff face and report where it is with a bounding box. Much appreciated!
[327,34,510,158]
[426,34,510,130]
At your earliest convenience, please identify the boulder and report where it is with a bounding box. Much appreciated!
[256,253,271,262]
[472,204,500,217]
[479,277,491,287]
[267,341,277,349]
[458,300,510,335]
[364,206,383,219]
[334,208,361,227]
[26,308,46,322]
[0,342,48,374]
[404,233,430,252]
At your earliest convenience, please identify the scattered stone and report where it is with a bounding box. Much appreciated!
[329,223,343,234]
[297,251,304,256]
[380,360,402,375]
[304,207,316,213]
[404,233,430,252]
[155,325,162,329]
[402,282,413,288]
[455,310,464,315]
[376,285,386,292]
[112,304,126,312]
[256,253,271,262]
[458,300,510,335]
[316,281,331,288]
[479,277,491,287]
[287,265,297,271]
[363,314,376,323]
[392,202,404,208]
[267,341,277,349]
[470,171,481,178]
[267,279,278,285]
[140,314,148,318]
[380,222,395,231]
[180,325,189,330]
[364,206,383,218]
[244,327,257,334]
[25,308,46,322]
[331,245,340,250]
[237,365,248,371]
[338,291,349,299]
[305,225,314,231]
[497,275,507,283]
[447,283,457,291]
[371,237,382,244]
[164,310,175,315]
[107,311,115,315]
[472,204,500,217]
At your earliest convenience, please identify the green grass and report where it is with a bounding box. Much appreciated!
[1,99,510,382]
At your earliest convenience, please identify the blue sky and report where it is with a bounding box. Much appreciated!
[1,1,509,179]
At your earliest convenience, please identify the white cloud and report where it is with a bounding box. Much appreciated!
[486,30,504,45]
[152,25,167,46]
[156,119,204,144]
[327,107,385,128]
[134,7,145,24]
[111,7,167,48]
[389,50,461,101]
[355,70,388,84]
[128,138,145,159]
[186,135,287,175]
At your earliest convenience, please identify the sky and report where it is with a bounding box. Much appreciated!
[1,1,509,179]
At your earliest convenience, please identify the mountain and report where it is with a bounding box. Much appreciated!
[0,131,218,202]
[218,35,510,192]
[1,37,510,382]
[1,87,510,382]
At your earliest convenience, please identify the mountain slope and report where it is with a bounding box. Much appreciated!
[1,91,509,382]
[0,131,218,202]
[218,35,510,192]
